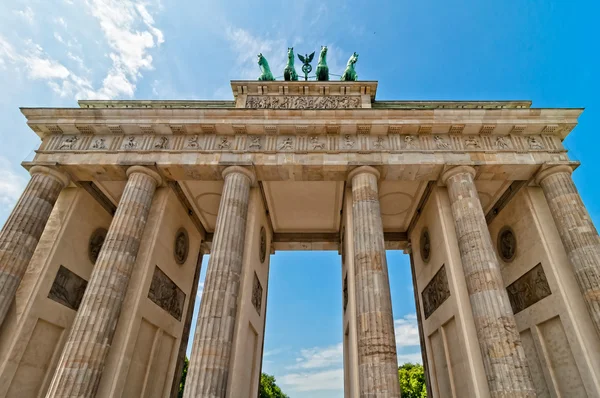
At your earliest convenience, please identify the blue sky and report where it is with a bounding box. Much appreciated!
[0,1,599,397]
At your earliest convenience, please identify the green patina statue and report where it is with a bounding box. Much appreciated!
[316,46,329,81]
[257,53,275,81]
[340,52,359,81]
[283,47,298,81]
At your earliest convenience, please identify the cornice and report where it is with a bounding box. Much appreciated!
[20,107,582,140]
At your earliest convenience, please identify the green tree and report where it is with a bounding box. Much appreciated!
[178,357,189,398]
[398,363,427,398]
[259,373,288,398]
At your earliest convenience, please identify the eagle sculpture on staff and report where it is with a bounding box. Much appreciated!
[298,51,315,81]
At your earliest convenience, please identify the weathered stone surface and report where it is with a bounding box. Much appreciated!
[442,165,536,398]
[45,165,161,397]
[348,166,401,398]
[0,166,68,327]
[184,166,254,398]
[537,165,600,336]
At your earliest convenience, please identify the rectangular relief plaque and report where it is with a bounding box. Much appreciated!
[148,266,186,321]
[421,264,451,319]
[506,263,551,314]
[251,272,263,315]
[48,265,88,311]
[245,95,361,110]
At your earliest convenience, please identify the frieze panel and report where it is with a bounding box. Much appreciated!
[48,265,88,311]
[251,272,263,315]
[245,95,361,109]
[421,264,450,319]
[148,266,186,321]
[506,263,551,314]
[42,132,562,154]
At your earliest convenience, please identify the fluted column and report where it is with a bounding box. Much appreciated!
[0,166,69,326]
[46,166,162,397]
[184,166,254,398]
[348,166,400,398]
[536,165,600,335]
[442,166,535,398]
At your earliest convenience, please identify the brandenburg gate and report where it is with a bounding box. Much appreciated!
[0,77,600,397]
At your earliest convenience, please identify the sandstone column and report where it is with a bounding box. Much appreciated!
[536,165,600,335]
[348,166,401,398]
[45,166,162,397]
[0,166,69,326]
[442,166,535,397]
[184,166,254,398]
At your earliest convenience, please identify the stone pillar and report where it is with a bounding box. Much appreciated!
[45,166,161,397]
[536,165,600,336]
[184,166,254,398]
[0,166,69,327]
[348,166,401,398]
[442,166,535,397]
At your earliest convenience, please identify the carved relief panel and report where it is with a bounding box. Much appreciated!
[44,131,565,156]
[48,265,88,311]
[245,95,361,109]
[148,266,186,321]
[506,263,551,314]
[421,265,450,319]
[251,272,263,315]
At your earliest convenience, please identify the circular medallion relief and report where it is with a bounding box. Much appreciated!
[174,228,189,265]
[259,226,267,263]
[420,228,431,263]
[498,226,517,262]
[88,228,108,264]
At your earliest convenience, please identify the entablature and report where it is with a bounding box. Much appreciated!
[21,107,581,140]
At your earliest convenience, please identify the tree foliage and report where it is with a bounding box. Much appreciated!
[178,363,287,398]
[259,373,288,398]
[398,363,427,398]
[178,357,189,398]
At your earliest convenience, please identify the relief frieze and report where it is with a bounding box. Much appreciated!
[48,265,88,311]
[506,263,551,314]
[148,266,186,321]
[45,132,564,154]
[245,95,361,109]
[421,264,450,319]
[251,272,263,315]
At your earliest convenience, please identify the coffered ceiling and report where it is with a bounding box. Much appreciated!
[94,177,512,248]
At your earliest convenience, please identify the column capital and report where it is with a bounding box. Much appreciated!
[29,165,70,188]
[222,166,256,186]
[441,165,476,186]
[126,165,163,186]
[535,164,573,185]
[347,165,380,184]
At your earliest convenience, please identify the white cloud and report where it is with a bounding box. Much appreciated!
[277,315,422,394]
[263,347,289,357]
[14,7,34,24]
[54,32,66,45]
[397,352,423,365]
[277,342,344,394]
[0,157,27,213]
[67,52,87,71]
[289,343,343,370]
[0,1,164,100]
[224,27,287,80]
[26,57,70,80]
[395,313,421,348]
[55,17,68,28]
[84,0,164,98]
[0,37,18,69]
[278,368,344,392]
